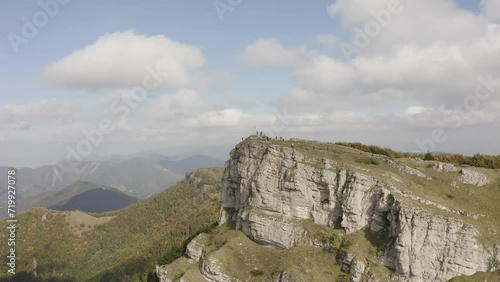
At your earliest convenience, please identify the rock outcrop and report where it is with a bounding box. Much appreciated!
[235,208,305,249]
[158,137,499,282]
[185,233,209,261]
[432,162,458,172]
[458,168,490,186]
[387,160,432,180]
[220,141,392,236]
[342,253,367,282]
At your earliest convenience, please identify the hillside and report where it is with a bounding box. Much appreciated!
[158,136,500,282]
[0,167,223,281]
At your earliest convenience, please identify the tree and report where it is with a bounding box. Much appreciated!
[424,151,435,161]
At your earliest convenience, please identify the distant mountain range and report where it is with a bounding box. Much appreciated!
[15,180,138,213]
[157,154,226,174]
[0,154,225,215]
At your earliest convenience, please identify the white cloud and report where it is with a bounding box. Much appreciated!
[224,90,256,108]
[295,55,356,92]
[328,0,390,27]
[141,89,208,120]
[0,100,81,130]
[99,88,140,107]
[403,106,427,116]
[329,0,487,56]
[316,34,339,48]
[192,70,232,91]
[242,38,316,67]
[44,30,205,90]
[481,0,500,20]
[187,109,246,128]
[266,5,500,112]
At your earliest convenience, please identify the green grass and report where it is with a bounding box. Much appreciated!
[449,271,500,281]
[64,210,115,236]
[0,167,224,282]
[201,228,347,281]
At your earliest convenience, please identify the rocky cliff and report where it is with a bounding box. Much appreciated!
[158,136,500,281]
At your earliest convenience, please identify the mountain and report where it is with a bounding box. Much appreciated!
[49,187,139,213]
[1,154,226,215]
[126,143,233,162]
[17,181,107,212]
[0,167,223,281]
[158,136,500,282]
[157,154,225,174]
[0,158,183,214]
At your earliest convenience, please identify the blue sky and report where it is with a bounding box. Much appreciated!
[1,0,500,167]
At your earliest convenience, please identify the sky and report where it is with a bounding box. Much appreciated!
[1,0,500,168]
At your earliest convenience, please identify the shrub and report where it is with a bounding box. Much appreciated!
[250,269,264,276]
[157,245,184,265]
[340,236,354,249]
[355,157,380,165]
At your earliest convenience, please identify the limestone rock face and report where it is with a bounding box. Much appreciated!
[382,202,491,281]
[458,168,489,186]
[220,141,394,239]
[217,138,498,281]
[235,208,305,249]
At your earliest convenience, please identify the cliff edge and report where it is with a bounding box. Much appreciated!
[158,136,500,282]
